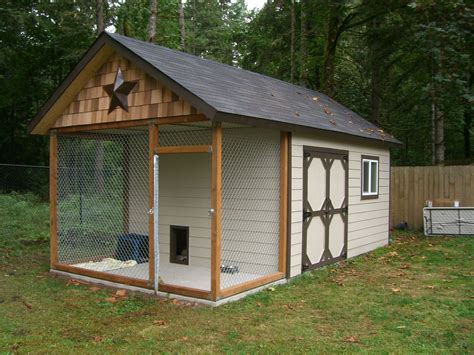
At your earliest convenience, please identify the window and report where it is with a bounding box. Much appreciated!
[170,226,189,265]
[361,156,379,199]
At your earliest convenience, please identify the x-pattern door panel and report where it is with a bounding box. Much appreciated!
[302,147,348,271]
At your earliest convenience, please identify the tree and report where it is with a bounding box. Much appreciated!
[96,0,105,33]
[185,0,247,64]
[290,0,296,83]
[146,0,157,42]
[240,1,294,81]
[464,73,472,159]
[178,0,186,50]
[299,0,308,86]
[114,0,180,49]
[409,0,473,164]
[0,0,96,165]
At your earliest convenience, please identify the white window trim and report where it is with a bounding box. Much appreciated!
[362,158,379,196]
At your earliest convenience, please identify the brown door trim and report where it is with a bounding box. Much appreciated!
[302,146,348,272]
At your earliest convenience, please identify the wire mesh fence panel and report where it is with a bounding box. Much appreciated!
[158,122,212,147]
[156,123,213,290]
[220,125,281,290]
[424,207,474,236]
[0,163,49,200]
[56,129,149,280]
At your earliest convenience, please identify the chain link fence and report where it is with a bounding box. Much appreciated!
[0,163,49,199]
[56,129,149,280]
[1,122,283,296]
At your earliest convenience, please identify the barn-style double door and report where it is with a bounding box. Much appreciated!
[302,146,348,271]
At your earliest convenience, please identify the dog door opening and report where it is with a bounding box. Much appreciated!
[170,226,189,265]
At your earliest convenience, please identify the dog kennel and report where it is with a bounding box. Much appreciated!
[29,32,399,303]
[50,121,286,301]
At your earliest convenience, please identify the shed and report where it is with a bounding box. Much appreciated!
[29,32,400,304]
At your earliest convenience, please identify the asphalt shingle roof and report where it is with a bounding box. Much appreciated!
[108,33,399,145]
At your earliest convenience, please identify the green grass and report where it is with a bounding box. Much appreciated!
[0,194,473,353]
[0,193,49,257]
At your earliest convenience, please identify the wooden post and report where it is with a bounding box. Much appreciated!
[279,132,289,273]
[148,123,159,287]
[49,130,58,267]
[211,122,222,301]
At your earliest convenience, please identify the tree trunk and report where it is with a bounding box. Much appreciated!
[369,17,382,125]
[464,107,472,160]
[96,0,104,34]
[299,0,309,86]
[191,0,196,55]
[464,72,472,159]
[290,0,295,83]
[431,54,445,165]
[146,0,157,43]
[322,2,342,97]
[178,0,186,51]
[431,90,445,165]
[434,107,445,165]
[431,99,436,165]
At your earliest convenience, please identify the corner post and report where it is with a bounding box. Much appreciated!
[279,132,289,273]
[148,123,159,288]
[49,130,58,268]
[211,122,222,301]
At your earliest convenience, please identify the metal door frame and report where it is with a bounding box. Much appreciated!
[302,146,348,271]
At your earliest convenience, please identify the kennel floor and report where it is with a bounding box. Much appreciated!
[86,262,263,291]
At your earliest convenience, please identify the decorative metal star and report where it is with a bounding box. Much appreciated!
[103,68,138,114]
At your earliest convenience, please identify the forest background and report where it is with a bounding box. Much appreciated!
[0,0,472,168]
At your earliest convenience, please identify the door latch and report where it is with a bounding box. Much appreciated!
[208,208,215,217]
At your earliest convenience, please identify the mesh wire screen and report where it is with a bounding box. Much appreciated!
[220,126,281,289]
[56,130,149,280]
[158,122,212,146]
[424,208,474,235]
[156,123,212,290]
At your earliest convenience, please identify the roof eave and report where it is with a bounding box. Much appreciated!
[213,111,402,148]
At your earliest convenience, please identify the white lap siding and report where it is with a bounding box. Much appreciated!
[289,131,390,277]
[127,148,212,270]
[158,153,212,269]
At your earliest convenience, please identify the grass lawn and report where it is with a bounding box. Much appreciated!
[0,193,473,353]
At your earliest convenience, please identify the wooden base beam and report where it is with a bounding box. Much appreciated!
[219,272,284,298]
[52,263,211,299]
[53,263,150,289]
[158,283,211,300]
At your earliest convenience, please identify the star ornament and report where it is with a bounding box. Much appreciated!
[103,68,138,114]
